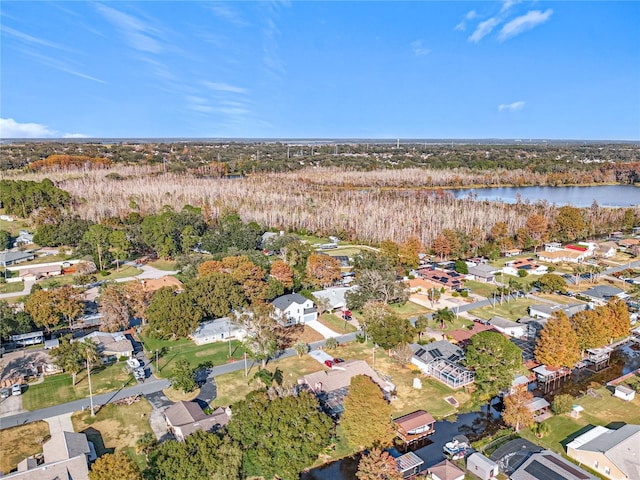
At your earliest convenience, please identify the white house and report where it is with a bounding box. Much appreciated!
[613,385,635,402]
[190,317,247,345]
[13,230,34,248]
[466,453,498,480]
[528,303,586,320]
[312,286,358,311]
[271,293,317,326]
[74,331,134,360]
[596,241,618,258]
[488,316,526,338]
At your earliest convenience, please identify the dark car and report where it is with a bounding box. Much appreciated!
[324,359,334,368]
[333,358,344,364]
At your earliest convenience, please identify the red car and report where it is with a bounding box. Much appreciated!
[324,359,334,368]
[333,358,344,364]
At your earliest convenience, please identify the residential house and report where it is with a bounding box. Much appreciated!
[544,242,563,252]
[596,241,618,259]
[10,331,44,347]
[312,286,358,312]
[502,248,522,257]
[3,431,93,480]
[190,317,247,345]
[18,264,61,281]
[488,316,526,338]
[447,322,495,345]
[517,316,548,342]
[393,410,436,445]
[271,293,317,326]
[466,453,499,480]
[416,268,464,290]
[503,258,548,276]
[13,230,34,248]
[537,249,585,264]
[511,449,596,480]
[617,238,639,250]
[299,359,395,417]
[411,341,474,389]
[580,285,626,306]
[428,459,465,480]
[75,331,134,360]
[566,424,640,480]
[528,303,586,320]
[467,264,497,283]
[396,451,425,479]
[164,401,231,441]
[0,250,35,267]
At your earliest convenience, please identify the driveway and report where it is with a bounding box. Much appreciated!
[308,349,334,365]
[144,391,172,411]
[305,320,339,339]
[0,394,24,417]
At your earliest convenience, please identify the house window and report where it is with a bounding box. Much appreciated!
[604,467,610,475]
[594,461,598,469]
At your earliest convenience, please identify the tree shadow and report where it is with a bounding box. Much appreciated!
[560,424,596,451]
[79,426,113,457]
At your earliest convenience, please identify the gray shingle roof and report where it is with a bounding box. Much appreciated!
[271,293,309,310]
[582,285,624,300]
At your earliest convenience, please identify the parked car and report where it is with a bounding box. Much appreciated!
[11,384,22,396]
[333,358,344,364]
[324,360,334,368]
[0,388,10,399]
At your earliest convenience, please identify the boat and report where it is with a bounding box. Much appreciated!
[443,435,470,460]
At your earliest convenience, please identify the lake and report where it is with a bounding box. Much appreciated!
[450,185,639,207]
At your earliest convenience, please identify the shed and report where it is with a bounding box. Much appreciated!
[466,452,498,480]
[429,459,465,480]
[396,451,424,478]
[613,384,636,402]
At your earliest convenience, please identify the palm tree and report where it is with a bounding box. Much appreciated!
[294,341,309,357]
[428,287,441,307]
[434,307,455,330]
[573,264,586,286]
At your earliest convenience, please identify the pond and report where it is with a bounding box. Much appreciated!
[450,185,639,207]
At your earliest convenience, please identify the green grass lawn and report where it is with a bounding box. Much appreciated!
[22,363,135,410]
[317,313,357,334]
[0,281,24,294]
[468,298,536,321]
[388,300,433,319]
[520,387,640,454]
[139,335,246,377]
[147,259,178,271]
[100,265,143,280]
[38,275,76,289]
[465,280,499,298]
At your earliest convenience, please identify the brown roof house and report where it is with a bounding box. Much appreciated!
[429,459,465,480]
[299,359,395,417]
[3,431,93,480]
[394,410,436,445]
[566,424,640,480]
[164,401,231,441]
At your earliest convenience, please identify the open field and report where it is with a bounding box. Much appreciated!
[139,335,247,377]
[213,340,467,419]
[388,300,433,320]
[468,298,536,322]
[72,398,153,468]
[465,280,498,298]
[0,420,50,474]
[22,363,134,411]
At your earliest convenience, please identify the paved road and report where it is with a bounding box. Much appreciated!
[0,331,359,430]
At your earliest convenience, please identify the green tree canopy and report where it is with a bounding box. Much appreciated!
[465,331,523,400]
[146,287,204,339]
[346,251,408,310]
[189,272,246,319]
[227,390,333,480]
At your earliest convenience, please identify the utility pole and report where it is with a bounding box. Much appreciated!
[244,352,248,377]
[87,358,95,417]
[155,350,159,374]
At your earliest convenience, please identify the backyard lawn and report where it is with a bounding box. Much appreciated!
[22,363,134,411]
[468,298,536,322]
[72,398,153,469]
[139,335,247,377]
[0,421,50,474]
[0,282,24,294]
[520,386,640,454]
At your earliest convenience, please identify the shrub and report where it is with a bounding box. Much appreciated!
[452,292,459,297]
[552,394,574,414]
[100,270,110,276]
[325,337,338,350]
[356,333,366,343]
[517,269,528,278]
[460,290,469,298]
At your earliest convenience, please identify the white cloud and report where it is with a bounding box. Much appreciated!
[0,118,89,138]
[202,82,248,94]
[498,101,526,112]
[468,17,501,43]
[455,9,477,31]
[95,4,163,53]
[498,9,553,41]
[0,118,56,138]
[500,0,522,13]
[206,3,248,27]
[410,40,431,57]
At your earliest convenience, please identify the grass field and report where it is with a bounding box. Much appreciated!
[38,275,76,289]
[100,265,143,280]
[519,386,640,454]
[388,301,433,319]
[465,280,498,298]
[139,335,247,377]
[0,281,24,294]
[468,298,536,321]
[72,398,153,469]
[147,259,178,271]
[22,363,135,410]
[0,421,50,474]
[317,313,358,334]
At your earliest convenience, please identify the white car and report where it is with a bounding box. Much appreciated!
[11,384,22,396]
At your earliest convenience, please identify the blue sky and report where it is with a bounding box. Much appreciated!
[1,1,638,140]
